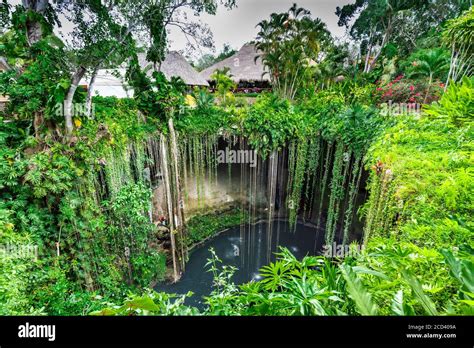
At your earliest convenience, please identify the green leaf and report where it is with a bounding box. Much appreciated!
[441,249,474,293]
[340,264,378,315]
[391,290,405,315]
[123,296,160,312]
[90,308,118,316]
[402,270,438,315]
[391,290,415,316]
[352,266,389,280]
[459,300,474,306]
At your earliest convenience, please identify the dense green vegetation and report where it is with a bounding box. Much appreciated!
[365,78,473,248]
[0,98,165,314]
[92,77,474,316]
[186,209,246,246]
[93,244,473,315]
[0,1,472,316]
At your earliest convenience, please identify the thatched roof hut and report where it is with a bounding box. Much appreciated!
[200,43,270,85]
[78,51,207,99]
[138,51,209,87]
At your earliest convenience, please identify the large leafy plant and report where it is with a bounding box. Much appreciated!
[424,76,474,126]
[256,4,331,100]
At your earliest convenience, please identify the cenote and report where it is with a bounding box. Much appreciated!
[156,219,328,307]
[153,136,369,306]
[3,0,471,320]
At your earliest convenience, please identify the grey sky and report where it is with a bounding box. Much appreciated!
[7,0,353,58]
[169,0,353,56]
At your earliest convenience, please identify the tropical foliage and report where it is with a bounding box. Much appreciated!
[96,243,474,316]
[255,4,330,99]
[0,0,472,317]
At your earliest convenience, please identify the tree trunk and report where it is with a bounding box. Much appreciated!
[22,0,49,45]
[363,44,372,73]
[26,21,43,46]
[363,29,375,73]
[86,67,99,118]
[445,45,456,91]
[64,67,86,135]
[168,117,187,269]
[368,18,392,72]
[33,112,44,138]
[160,136,180,282]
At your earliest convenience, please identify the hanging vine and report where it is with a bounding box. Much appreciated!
[316,141,333,229]
[304,136,321,215]
[288,139,309,228]
[325,141,346,245]
[363,166,396,247]
[342,155,364,245]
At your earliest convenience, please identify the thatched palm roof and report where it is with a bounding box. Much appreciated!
[138,51,209,86]
[200,43,270,83]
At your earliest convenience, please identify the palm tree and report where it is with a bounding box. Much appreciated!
[443,7,474,89]
[255,4,330,100]
[210,67,236,103]
[408,48,450,103]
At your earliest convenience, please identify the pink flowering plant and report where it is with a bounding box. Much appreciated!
[375,74,443,106]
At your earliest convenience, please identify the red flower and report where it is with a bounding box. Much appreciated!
[439,83,445,87]
[409,85,415,91]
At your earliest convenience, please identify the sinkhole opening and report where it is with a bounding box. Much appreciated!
[156,220,327,307]
[151,135,370,296]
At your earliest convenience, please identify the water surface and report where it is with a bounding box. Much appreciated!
[155,220,325,307]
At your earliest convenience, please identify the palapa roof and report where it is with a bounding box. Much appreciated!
[138,51,209,86]
[200,43,270,83]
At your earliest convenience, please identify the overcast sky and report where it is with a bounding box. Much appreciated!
[9,0,353,59]
[169,0,353,57]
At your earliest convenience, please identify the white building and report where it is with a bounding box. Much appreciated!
[82,51,208,98]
